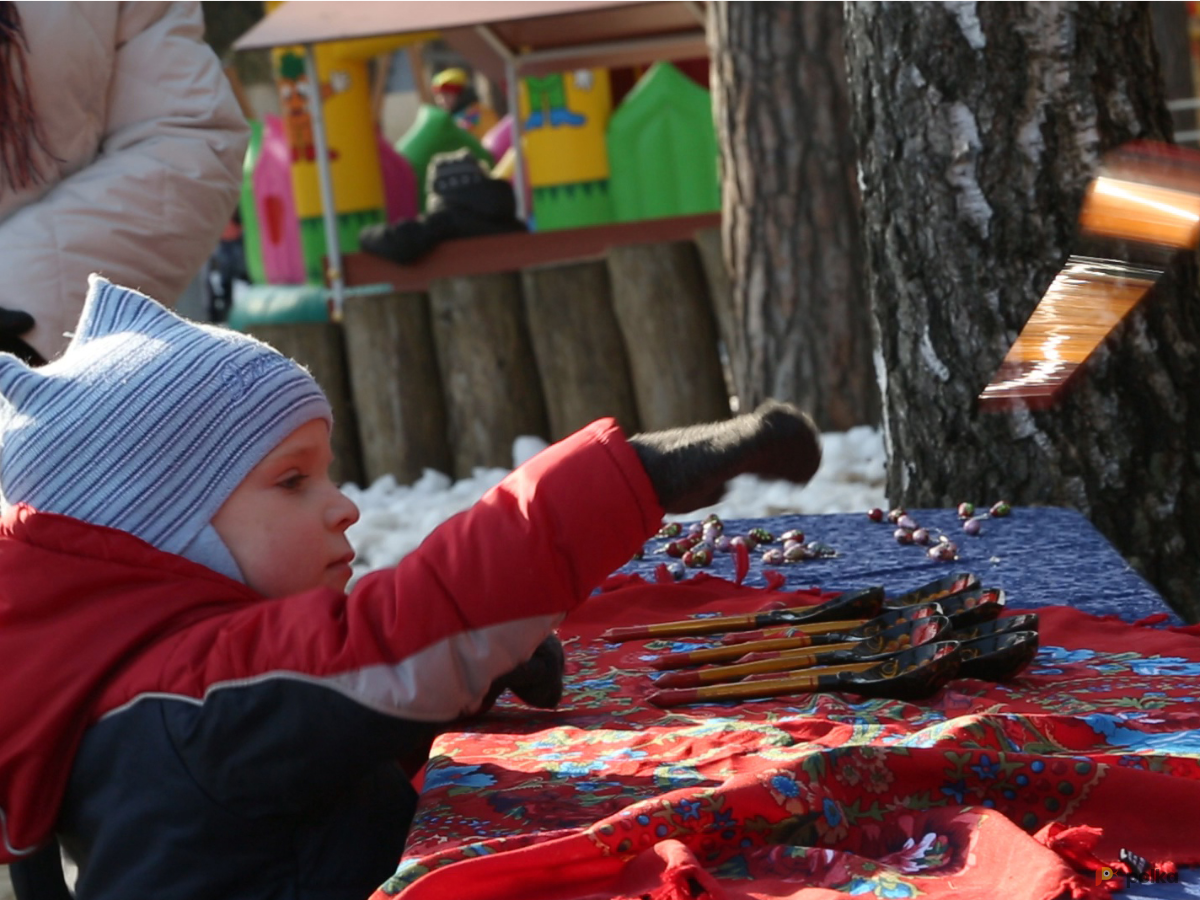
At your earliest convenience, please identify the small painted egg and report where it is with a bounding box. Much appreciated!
[780,529,805,543]
[664,537,699,557]
[761,548,785,564]
[867,508,885,522]
[887,507,906,524]
[963,518,982,536]
[894,528,914,545]
[911,527,930,545]
[897,514,919,531]
[749,527,775,544]
[990,500,1012,517]
[957,502,975,519]
[657,522,682,538]
[783,543,810,562]
[928,542,958,561]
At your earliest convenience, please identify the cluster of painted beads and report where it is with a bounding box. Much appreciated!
[653,515,836,571]
[865,501,1012,562]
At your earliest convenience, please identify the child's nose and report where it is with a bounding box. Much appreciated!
[328,489,360,530]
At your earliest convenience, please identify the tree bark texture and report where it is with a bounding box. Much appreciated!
[521,261,642,441]
[845,2,1200,620]
[342,290,453,485]
[692,226,743,403]
[429,273,550,477]
[1149,2,1194,138]
[710,1,880,431]
[606,241,730,431]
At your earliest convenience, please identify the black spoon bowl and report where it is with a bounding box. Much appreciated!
[937,586,1006,629]
[950,613,1038,643]
[886,572,981,609]
[957,630,1039,681]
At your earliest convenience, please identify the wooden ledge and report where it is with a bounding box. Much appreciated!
[342,212,721,293]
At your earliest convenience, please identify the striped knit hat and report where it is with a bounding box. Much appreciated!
[0,277,332,581]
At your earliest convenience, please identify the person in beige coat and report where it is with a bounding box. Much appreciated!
[0,1,249,364]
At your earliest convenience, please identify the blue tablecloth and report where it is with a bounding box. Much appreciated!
[619,506,1196,898]
[389,506,1197,900]
[618,506,1182,625]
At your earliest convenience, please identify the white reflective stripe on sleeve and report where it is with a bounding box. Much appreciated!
[326,613,564,721]
[0,805,38,858]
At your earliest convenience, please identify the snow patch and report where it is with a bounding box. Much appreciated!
[947,1,987,50]
[513,435,550,467]
[1017,114,1045,166]
[946,102,993,237]
[874,343,893,467]
[342,427,888,584]
[919,328,952,382]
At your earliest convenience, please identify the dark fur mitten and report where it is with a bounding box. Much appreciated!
[477,635,566,714]
[628,400,821,513]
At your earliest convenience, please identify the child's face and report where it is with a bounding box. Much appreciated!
[212,419,360,597]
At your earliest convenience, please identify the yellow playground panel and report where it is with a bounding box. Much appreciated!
[518,69,613,188]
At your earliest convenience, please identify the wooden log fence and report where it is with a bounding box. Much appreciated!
[606,240,728,431]
[521,260,641,441]
[248,221,737,487]
[341,290,451,485]
[429,272,549,478]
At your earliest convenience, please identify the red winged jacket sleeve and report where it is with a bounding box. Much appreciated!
[119,417,663,721]
[0,419,662,868]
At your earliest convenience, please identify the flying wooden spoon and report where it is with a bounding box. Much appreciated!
[979,141,1200,409]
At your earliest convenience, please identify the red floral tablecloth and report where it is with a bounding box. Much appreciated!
[375,573,1200,900]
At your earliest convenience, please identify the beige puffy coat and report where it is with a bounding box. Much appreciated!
[0,1,248,360]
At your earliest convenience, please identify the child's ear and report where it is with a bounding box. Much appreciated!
[71,276,178,349]
[0,352,37,410]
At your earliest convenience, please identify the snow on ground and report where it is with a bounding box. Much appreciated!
[343,426,887,583]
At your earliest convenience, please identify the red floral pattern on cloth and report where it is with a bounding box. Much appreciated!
[375,575,1200,900]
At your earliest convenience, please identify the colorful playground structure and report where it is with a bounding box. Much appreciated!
[236,46,722,316]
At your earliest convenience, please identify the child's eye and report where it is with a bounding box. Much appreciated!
[278,474,308,491]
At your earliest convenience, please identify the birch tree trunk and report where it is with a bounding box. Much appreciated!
[844,1,1200,620]
[709,1,880,430]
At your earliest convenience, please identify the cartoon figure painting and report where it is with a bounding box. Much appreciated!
[276,51,350,163]
[522,73,587,129]
[519,69,614,230]
[270,43,384,282]
[431,67,498,140]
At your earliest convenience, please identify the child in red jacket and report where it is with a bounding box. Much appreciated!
[0,277,820,900]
